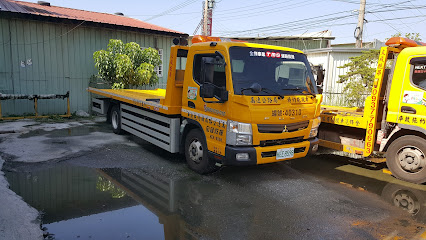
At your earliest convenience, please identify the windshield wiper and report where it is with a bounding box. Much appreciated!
[260,88,284,99]
[240,83,284,99]
[282,87,316,98]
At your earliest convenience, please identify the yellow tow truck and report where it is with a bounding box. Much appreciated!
[319,37,426,183]
[89,35,322,174]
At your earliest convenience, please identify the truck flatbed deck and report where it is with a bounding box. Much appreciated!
[88,87,180,115]
[320,105,368,129]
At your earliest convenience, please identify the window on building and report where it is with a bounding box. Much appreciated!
[141,47,163,77]
[156,49,163,77]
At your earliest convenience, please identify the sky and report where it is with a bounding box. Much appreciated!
[25,0,426,44]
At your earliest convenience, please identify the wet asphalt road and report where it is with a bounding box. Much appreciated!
[3,121,426,239]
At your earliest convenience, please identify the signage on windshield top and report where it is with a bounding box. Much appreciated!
[249,51,295,59]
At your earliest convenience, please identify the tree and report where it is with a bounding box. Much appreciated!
[93,39,162,89]
[338,33,422,107]
[337,49,380,107]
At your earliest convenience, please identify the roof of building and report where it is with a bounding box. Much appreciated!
[0,0,186,36]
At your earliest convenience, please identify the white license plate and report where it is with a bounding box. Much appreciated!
[276,147,294,160]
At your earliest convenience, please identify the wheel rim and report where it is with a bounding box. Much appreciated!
[188,138,203,164]
[112,111,119,129]
[393,191,420,215]
[396,145,425,173]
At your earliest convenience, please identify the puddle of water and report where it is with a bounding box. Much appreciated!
[4,154,426,239]
[4,165,164,239]
[18,124,109,139]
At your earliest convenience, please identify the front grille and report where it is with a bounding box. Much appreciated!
[258,121,309,133]
[261,147,306,158]
[260,136,304,147]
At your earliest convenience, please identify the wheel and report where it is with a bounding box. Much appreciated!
[110,105,123,134]
[386,135,426,184]
[184,129,219,174]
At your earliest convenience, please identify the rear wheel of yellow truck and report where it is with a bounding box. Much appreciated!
[110,105,123,135]
[387,135,426,184]
[185,129,218,174]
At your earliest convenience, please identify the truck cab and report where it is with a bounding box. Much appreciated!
[181,37,322,171]
[319,37,426,183]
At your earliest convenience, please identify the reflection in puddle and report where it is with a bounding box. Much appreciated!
[290,154,426,223]
[5,165,164,239]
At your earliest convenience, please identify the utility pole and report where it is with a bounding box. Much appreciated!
[202,0,215,36]
[355,0,366,48]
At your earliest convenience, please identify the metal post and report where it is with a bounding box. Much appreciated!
[67,97,70,116]
[202,0,214,36]
[34,98,38,117]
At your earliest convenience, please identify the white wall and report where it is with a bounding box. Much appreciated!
[307,49,367,106]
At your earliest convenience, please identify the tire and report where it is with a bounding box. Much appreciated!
[106,107,112,124]
[386,135,426,184]
[110,104,123,134]
[184,129,219,174]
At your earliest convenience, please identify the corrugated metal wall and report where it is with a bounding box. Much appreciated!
[0,17,175,116]
[307,50,364,106]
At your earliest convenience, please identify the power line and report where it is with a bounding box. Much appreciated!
[216,10,354,35]
[128,11,199,17]
[144,0,198,22]
[215,3,426,36]
[215,0,317,22]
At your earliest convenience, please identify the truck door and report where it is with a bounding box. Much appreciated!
[397,56,426,128]
[184,51,229,156]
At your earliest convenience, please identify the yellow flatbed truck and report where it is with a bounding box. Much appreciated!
[319,37,426,183]
[89,35,322,174]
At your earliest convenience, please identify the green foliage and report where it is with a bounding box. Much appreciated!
[96,176,126,199]
[93,39,162,88]
[338,49,380,107]
[112,82,125,89]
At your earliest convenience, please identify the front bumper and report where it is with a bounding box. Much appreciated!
[221,137,319,166]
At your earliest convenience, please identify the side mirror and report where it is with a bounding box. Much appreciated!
[201,57,215,84]
[249,83,262,93]
[200,83,215,98]
[219,87,228,101]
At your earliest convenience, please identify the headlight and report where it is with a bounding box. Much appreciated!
[309,128,318,138]
[309,117,321,138]
[226,120,253,146]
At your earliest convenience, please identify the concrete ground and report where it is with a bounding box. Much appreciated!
[1,118,426,239]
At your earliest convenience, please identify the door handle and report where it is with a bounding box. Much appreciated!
[401,106,416,114]
[188,101,195,109]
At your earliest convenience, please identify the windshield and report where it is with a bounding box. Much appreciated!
[229,46,318,96]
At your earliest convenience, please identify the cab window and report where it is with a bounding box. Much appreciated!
[411,57,426,90]
[193,54,226,88]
